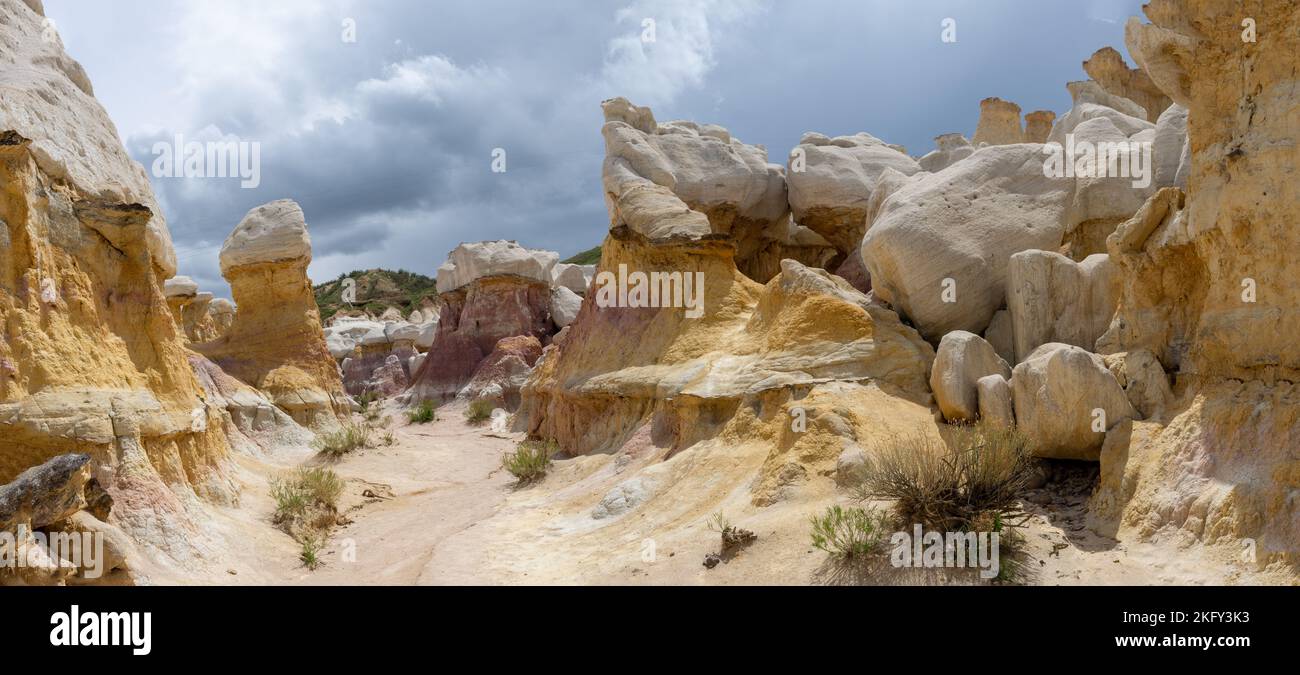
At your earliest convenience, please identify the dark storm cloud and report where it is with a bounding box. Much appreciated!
[46,0,1148,296]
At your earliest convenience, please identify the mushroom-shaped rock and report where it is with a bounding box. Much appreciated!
[218,199,312,273]
[1023,110,1056,143]
[163,275,199,298]
[195,200,348,431]
[435,240,559,293]
[971,97,1023,146]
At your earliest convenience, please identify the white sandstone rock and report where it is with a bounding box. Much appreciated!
[384,322,421,343]
[163,276,199,298]
[917,133,975,173]
[861,144,1072,341]
[551,262,595,295]
[0,1,177,276]
[983,310,1015,365]
[786,131,921,254]
[1011,343,1136,460]
[435,240,559,293]
[976,374,1015,429]
[219,200,312,273]
[930,331,1012,422]
[1006,250,1117,363]
[1152,103,1188,189]
[550,286,583,328]
[415,321,438,350]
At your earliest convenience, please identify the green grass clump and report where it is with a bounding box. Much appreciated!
[809,505,891,559]
[407,400,437,424]
[502,439,557,484]
[314,423,372,458]
[465,399,494,426]
[270,467,346,572]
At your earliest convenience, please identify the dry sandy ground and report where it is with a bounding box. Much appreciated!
[176,402,1287,586]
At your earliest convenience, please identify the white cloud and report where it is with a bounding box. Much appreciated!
[357,55,506,105]
[600,0,766,106]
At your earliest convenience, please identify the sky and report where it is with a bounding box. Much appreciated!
[45,0,1148,297]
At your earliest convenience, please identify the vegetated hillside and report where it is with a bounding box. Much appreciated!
[563,246,601,265]
[314,269,438,321]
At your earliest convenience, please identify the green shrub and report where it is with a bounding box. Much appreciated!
[408,399,437,424]
[502,439,557,484]
[855,424,1032,532]
[271,467,344,526]
[300,536,323,570]
[270,480,308,522]
[314,423,372,458]
[297,467,344,510]
[465,399,494,426]
[809,505,891,559]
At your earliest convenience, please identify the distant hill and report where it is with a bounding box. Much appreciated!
[314,269,438,321]
[563,246,602,265]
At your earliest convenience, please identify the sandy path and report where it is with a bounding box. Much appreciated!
[284,403,520,585]
[190,403,1282,586]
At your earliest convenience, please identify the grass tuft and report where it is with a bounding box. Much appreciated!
[502,439,557,484]
[465,399,494,426]
[314,423,372,458]
[809,504,892,559]
[854,424,1033,533]
[407,399,437,425]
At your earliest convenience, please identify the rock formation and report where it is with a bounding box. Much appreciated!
[1023,110,1056,143]
[862,144,1071,340]
[971,97,1023,146]
[1006,250,1116,362]
[1082,46,1172,123]
[1089,0,1300,565]
[786,131,921,261]
[1064,80,1149,121]
[1011,343,1136,460]
[0,453,132,584]
[551,262,595,295]
[917,133,974,173]
[164,277,221,344]
[458,335,543,409]
[208,298,235,338]
[1,0,233,574]
[339,319,420,398]
[518,100,936,508]
[194,200,349,431]
[930,331,1011,422]
[409,241,560,403]
[601,97,836,282]
[976,374,1014,428]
